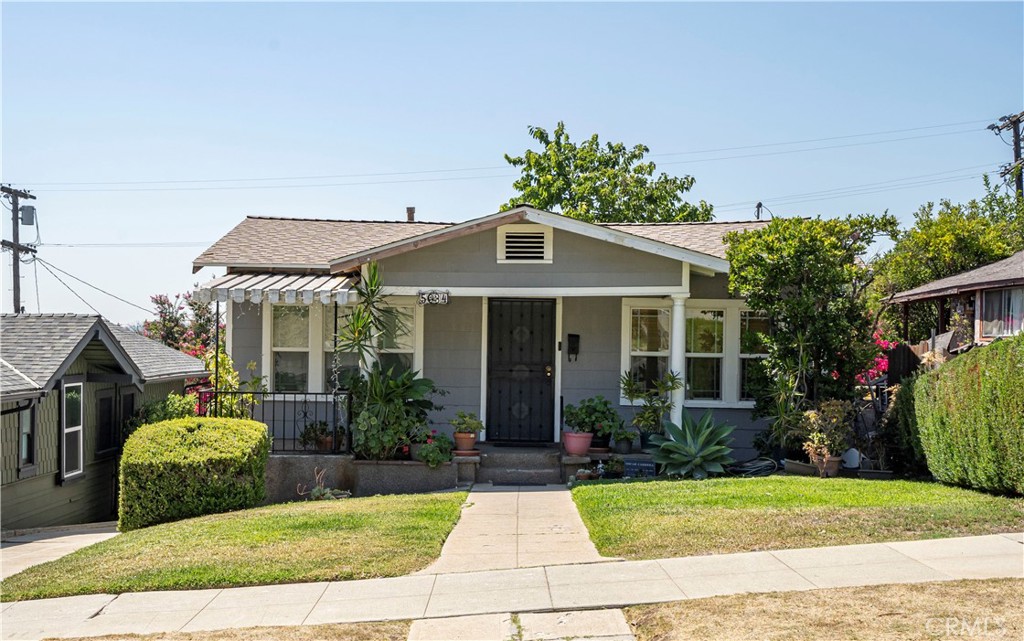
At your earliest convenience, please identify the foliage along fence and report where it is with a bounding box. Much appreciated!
[914,334,1024,495]
[119,417,270,531]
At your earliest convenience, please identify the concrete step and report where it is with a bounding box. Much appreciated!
[476,467,563,485]
[478,445,561,471]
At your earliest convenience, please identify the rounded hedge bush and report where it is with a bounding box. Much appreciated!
[118,417,270,531]
[915,334,1024,495]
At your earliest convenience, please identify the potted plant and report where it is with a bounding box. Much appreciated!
[299,420,333,452]
[416,433,454,469]
[450,410,484,453]
[611,424,635,454]
[601,457,625,479]
[620,371,683,448]
[563,395,620,454]
[799,400,852,478]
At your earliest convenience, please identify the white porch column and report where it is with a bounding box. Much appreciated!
[669,294,687,427]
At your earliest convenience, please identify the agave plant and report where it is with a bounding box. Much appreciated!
[645,411,735,480]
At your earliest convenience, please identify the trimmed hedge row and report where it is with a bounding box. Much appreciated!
[915,334,1024,495]
[119,417,270,531]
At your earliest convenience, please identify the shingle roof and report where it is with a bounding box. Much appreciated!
[0,314,207,397]
[891,250,1024,303]
[193,214,768,270]
[193,217,453,272]
[0,314,101,388]
[106,323,210,382]
[1,359,41,399]
[601,220,771,260]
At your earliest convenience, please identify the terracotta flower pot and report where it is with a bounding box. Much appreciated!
[453,432,478,452]
[563,431,593,457]
[318,435,334,453]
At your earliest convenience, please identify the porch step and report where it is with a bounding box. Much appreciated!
[476,445,563,485]
[475,467,563,485]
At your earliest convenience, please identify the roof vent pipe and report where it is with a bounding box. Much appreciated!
[406,206,415,222]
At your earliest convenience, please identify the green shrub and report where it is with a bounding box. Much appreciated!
[915,335,1024,495]
[125,392,198,437]
[885,376,929,476]
[119,417,270,531]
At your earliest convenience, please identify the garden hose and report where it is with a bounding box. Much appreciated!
[726,457,779,477]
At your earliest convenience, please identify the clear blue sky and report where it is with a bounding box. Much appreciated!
[3,2,1022,324]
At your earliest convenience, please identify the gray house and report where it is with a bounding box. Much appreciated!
[1,314,208,530]
[194,206,770,457]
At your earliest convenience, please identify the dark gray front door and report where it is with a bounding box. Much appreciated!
[487,299,555,443]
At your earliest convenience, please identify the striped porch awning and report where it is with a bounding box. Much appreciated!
[194,273,355,305]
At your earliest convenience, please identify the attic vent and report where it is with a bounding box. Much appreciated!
[497,224,553,263]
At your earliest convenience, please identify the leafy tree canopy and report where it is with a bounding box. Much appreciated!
[871,178,1024,343]
[502,122,714,223]
[725,214,899,412]
[142,291,219,358]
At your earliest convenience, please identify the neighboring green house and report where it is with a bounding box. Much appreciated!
[193,205,771,459]
[1,314,208,530]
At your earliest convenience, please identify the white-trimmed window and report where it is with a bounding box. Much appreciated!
[621,300,672,399]
[61,382,84,481]
[981,287,1024,338]
[497,224,553,263]
[18,405,36,477]
[323,305,359,391]
[378,304,416,373]
[685,309,725,400]
[272,305,309,392]
[739,311,770,401]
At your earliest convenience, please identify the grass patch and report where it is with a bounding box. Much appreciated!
[572,476,1024,559]
[626,579,1024,641]
[2,493,466,601]
[45,621,410,641]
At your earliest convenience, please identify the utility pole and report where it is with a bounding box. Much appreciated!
[988,111,1024,197]
[1,185,37,313]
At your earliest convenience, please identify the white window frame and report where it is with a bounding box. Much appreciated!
[620,298,673,405]
[739,310,770,402]
[270,303,312,393]
[980,286,1024,339]
[18,404,37,478]
[496,223,553,264]
[684,307,726,402]
[61,381,85,481]
[377,299,421,372]
[682,299,756,409]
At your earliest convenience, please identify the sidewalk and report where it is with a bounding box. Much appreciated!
[3,533,1020,640]
[418,484,610,574]
[1,523,118,581]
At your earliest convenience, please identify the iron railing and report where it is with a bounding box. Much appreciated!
[198,390,352,454]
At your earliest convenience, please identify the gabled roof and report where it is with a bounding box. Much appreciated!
[0,314,208,400]
[1,359,41,401]
[192,208,769,275]
[192,217,451,273]
[891,250,1024,304]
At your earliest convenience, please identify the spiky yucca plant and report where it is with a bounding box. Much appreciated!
[646,411,735,480]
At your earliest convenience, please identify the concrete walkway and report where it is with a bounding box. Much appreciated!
[1,523,117,580]
[418,484,609,574]
[3,533,1020,641]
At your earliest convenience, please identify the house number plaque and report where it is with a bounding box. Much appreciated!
[417,290,450,305]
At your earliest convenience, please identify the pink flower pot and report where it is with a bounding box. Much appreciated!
[562,431,593,457]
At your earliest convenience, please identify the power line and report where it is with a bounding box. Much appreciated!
[15,117,997,191]
[659,128,980,166]
[40,242,210,248]
[714,163,1000,210]
[651,118,993,157]
[34,257,152,314]
[31,172,516,193]
[36,259,101,315]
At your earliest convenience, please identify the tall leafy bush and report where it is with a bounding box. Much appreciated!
[915,335,1024,495]
[119,417,270,531]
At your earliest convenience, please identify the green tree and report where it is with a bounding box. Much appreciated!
[725,215,899,424]
[142,291,219,358]
[502,122,714,223]
[871,178,1024,343]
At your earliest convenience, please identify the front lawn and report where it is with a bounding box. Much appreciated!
[2,492,466,601]
[626,579,1023,641]
[572,476,1024,559]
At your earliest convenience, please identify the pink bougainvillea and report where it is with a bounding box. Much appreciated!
[857,330,898,384]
